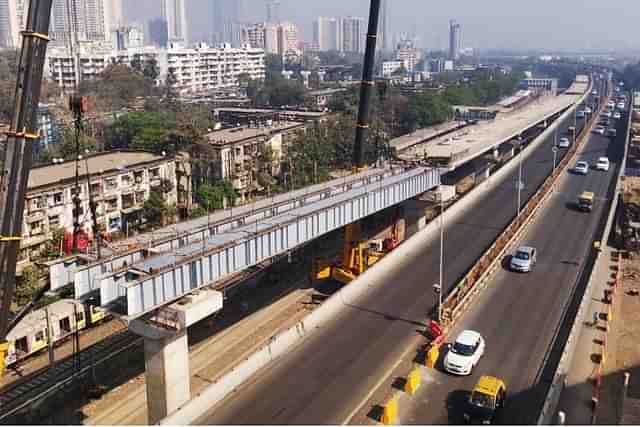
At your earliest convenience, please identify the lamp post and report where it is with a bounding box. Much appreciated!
[517,136,524,217]
[552,146,558,172]
[435,189,444,324]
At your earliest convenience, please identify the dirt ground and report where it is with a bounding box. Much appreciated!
[598,255,640,424]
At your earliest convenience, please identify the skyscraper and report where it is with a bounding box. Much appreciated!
[266,0,280,24]
[212,0,241,45]
[50,0,111,45]
[380,0,389,51]
[449,19,461,61]
[313,17,342,52]
[0,0,19,48]
[162,0,188,45]
[148,17,168,47]
[108,0,124,29]
[277,22,298,55]
[342,16,365,53]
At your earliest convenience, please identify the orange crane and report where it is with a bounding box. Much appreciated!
[0,0,54,376]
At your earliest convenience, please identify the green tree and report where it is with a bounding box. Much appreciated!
[195,181,237,210]
[143,190,169,227]
[143,57,160,81]
[15,266,44,308]
[55,127,98,160]
[265,54,283,80]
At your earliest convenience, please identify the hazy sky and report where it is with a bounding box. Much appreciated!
[127,0,640,51]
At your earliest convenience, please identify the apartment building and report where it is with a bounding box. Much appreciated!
[46,43,266,94]
[21,151,178,262]
[193,121,307,201]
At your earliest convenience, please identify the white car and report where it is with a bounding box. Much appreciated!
[584,106,593,114]
[614,112,622,120]
[558,137,570,148]
[602,111,612,118]
[608,101,616,109]
[593,126,605,135]
[618,102,626,111]
[444,330,485,376]
[596,157,610,171]
[574,161,589,175]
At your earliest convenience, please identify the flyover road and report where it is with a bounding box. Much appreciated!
[403,85,623,424]
[195,86,598,425]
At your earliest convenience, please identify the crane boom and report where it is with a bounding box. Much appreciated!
[0,0,53,350]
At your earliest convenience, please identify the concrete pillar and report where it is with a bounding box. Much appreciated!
[403,197,430,238]
[135,325,190,424]
[129,289,224,424]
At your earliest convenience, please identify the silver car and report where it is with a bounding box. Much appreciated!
[510,246,537,273]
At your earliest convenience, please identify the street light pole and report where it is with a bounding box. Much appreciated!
[517,137,524,217]
[438,194,444,323]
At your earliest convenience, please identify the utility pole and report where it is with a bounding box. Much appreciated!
[517,137,524,217]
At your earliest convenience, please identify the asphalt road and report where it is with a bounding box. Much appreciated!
[403,82,624,425]
[195,85,600,425]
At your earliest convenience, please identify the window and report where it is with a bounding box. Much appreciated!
[75,311,84,322]
[105,178,118,190]
[149,168,161,179]
[49,215,60,226]
[35,330,45,342]
[53,192,63,205]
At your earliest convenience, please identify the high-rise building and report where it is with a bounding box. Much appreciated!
[313,17,342,52]
[264,24,278,54]
[113,25,144,51]
[148,18,168,47]
[449,19,461,61]
[277,22,298,56]
[107,0,124,29]
[213,0,242,45]
[266,0,280,24]
[0,0,19,48]
[243,23,266,49]
[342,16,365,53]
[162,0,188,45]
[380,0,389,51]
[50,0,111,45]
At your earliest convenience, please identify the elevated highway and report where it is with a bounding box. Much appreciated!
[191,79,599,424]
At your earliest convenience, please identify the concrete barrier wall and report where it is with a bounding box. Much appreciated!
[160,94,587,425]
[537,84,627,425]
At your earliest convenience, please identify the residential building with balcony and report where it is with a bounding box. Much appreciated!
[20,150,178,263]
[45,43,266,94]
[192,121,307,201]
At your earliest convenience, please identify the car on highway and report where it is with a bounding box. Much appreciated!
[613,111,622,120]
[593,126,605,135]
[602,111,612,118]
[596,157,610,171]
[574,161,589,175]
[463,376,507,425]
[577,191,594,212]
[592,90,598,96]
[558,137,570,148]
[607,128,617,137]
[608,101,616,109]
[584,106,593,114]
[618,103,626,111]
[510,246,537,272]
[576,110,585,119]
[444,330,485,375]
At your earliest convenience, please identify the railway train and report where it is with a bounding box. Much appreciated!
[4,299,107,366]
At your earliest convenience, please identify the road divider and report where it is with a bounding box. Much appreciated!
[381,394,399,425]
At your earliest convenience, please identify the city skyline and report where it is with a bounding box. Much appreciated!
[124,0,640,52]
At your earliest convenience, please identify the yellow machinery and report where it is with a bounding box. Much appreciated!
[317,223,387,285]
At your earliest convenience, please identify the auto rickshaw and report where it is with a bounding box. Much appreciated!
[463,376,507,424]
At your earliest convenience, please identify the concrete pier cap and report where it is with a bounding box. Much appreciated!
[130,289,224,424]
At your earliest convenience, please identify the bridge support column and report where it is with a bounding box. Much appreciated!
[129,289,224,424]
[403,197,431,239]
[130,321,190,424]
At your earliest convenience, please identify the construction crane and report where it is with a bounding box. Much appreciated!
[0,0,54,376]
[316,0,391,286]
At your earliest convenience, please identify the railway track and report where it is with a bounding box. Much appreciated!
[0,329,142,422]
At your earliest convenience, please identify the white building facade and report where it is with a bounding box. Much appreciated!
[46,43,266,94]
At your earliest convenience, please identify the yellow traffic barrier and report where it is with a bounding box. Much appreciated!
[315,266,331,280]
[426,345,440,369]
[405,366,422,395]
[608,305,613,323]
[381,395,399,425]
[0,341,8,377]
